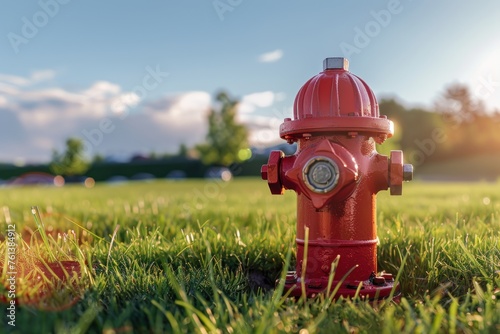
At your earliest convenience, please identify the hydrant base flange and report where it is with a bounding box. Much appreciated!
[282,271,400,301]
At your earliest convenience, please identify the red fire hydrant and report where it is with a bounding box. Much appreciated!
[261,57,413,300]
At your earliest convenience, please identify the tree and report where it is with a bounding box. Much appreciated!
[92,153,105,163]
[50,138,90,176]
[435,83,485,125]
[177,143,189,158]
[433,83,497,158]
[196,91,249,166]
[379,98,447,164]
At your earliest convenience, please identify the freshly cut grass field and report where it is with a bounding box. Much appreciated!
[1,178,500,333]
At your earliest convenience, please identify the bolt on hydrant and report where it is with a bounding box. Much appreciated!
[261,57,413,300]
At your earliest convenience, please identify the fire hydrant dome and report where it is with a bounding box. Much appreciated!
[295,63,378,119]
[280,57,393,140]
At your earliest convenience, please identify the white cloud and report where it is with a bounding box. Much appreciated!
[31,70,57,83]
[0,73,135,161]
[238,114,283,147]
[275,92,287,102]
[0,74,214,162]
[0,69,57,87]
[258,49,283,63]
[14,84,113,130]
[240,104,293,147]
[0,74,30,87]
[0,82,21,95]
[242,91,275,108]
[83,81,121,99]
[239,91,276,113]
[143,91,211,130]
[111,92,141,115]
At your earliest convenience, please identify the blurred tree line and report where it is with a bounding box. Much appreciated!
[48,84,500,178]
[379,83,500,166]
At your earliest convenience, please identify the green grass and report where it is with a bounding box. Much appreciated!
[1,179,500,333]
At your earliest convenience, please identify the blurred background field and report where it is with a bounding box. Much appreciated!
[1,179,500,332]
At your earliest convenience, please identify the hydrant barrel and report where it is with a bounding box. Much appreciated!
[261,57,412,300]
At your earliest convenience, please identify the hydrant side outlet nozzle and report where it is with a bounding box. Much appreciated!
[262,150,285,195]
[403,164,414,181]
[302,156,340,194]
[262,57,413,301]
[389,150,413,195]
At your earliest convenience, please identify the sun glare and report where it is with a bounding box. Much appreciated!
[468,46,500,111]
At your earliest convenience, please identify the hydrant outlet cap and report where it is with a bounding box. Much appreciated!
[403,164,413,181]
[323,57,349,71]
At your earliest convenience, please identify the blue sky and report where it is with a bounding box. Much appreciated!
[1,0,499,163]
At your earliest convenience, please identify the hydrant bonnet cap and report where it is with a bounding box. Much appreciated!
[323,57,349,71]
[280,57,394,140]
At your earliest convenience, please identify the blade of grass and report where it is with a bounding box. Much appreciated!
[152,300,181,333]
[31,206,57,262]
[64,216,107,243]
[301,226,310,301]
[106,224,120,272]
